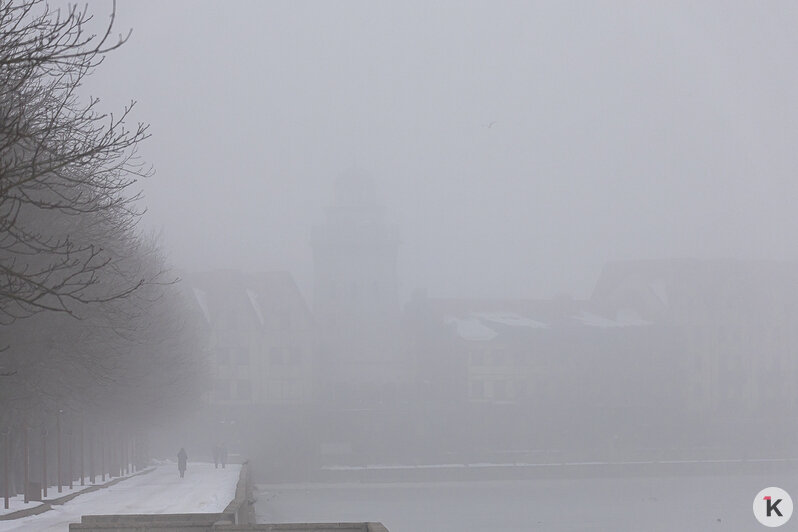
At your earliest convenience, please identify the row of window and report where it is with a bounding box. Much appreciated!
[325,279,385,303]
[216,347,250,365]
[216,346,306,366]
[469,351,536,367]
[269,346,304,365]
[212,378,307,402]
[214,378,251,401]
[469,379,528,401]
[218,309,292,331]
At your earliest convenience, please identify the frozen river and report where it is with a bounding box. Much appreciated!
[256,472,797,531]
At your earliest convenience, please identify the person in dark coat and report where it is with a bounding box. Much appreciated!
[177,447,188,478]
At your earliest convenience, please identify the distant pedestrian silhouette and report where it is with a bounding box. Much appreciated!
[220,443,227,469]
[177,447,188,478]
[213,444,220,468]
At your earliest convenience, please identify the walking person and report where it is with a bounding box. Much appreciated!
[177,447,188,478]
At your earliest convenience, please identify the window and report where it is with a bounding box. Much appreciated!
[270,347,284,365]
[216,347,230,366]
[267,381,281,401]
[277,310,290,330]
[495,380,507,401]
[283,380,299,400]
[329,281,338,301]
[214,379,230,400]
[289,346,302,365]
[236,379,252,401]
[471,380,485,399]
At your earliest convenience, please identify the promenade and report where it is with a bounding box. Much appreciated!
[0,462,240,531]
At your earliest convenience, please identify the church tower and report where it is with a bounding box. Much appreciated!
[312,171,402,403]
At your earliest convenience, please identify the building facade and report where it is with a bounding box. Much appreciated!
[186,270,316,407]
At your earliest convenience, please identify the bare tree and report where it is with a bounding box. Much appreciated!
[0,0,151,325]
[0,6,207,497]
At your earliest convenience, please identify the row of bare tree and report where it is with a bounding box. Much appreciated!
[0,1,208,502]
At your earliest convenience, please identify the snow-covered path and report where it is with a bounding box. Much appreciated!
[0,462,240,531]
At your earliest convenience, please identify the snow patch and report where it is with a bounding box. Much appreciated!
[475,312,548,329]
[193,288,211,324]
[445,316,497,341]
[246,289,265,326]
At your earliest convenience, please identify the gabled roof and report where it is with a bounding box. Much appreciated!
[180,269,312,330]
[591,259,798,322]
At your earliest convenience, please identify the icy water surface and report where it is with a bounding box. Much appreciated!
[256,472,797,531]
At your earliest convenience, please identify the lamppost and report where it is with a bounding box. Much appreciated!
[100,426,106,482]
[56,409,63,493]
[23,423,28,503]
[67,427,73,489]
[115,422,122,477]
[79,417,84,486]
[41,426,47,498]
[88,425,94,484]
[121,433,126,476]
[2,427,9,510]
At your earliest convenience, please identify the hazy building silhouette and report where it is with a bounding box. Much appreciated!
[592,259,798,421]
[312,171,405,405]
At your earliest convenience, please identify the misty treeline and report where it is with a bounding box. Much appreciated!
[0,0,206,492]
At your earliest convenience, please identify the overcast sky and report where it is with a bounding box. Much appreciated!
[82,1,798,303]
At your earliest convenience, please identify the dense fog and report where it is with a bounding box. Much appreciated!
[2,1,798,530]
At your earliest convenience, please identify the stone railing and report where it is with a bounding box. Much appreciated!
[223,460,255,524]
[205,523,388,531]
[69,515,389,531]
[69,512,236,530]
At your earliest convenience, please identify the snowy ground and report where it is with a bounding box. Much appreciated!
[256,472,798,531]
[0,462,240,531]
[0,469,148,517]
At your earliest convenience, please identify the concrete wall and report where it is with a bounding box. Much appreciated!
[224,461,255,524]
